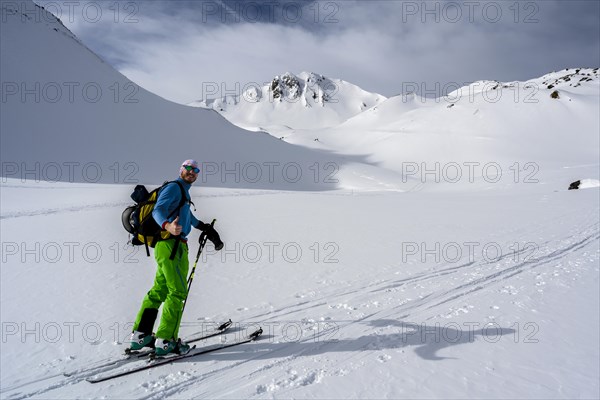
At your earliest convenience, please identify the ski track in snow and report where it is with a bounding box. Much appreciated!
[181,213,599,398]
[0,202,130,220]
[0,190,293,220]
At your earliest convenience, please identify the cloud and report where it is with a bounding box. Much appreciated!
[36,0,600,104]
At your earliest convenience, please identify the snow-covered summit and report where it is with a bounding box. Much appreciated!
[190,71,386,132]
[267,71,359,106]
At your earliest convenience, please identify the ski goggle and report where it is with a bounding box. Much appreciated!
[183,165,200,174]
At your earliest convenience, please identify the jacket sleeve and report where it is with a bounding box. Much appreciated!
[191,214,203,229]
[152,183,181,228]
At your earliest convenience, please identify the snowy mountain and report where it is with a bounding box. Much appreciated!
[1,1,599,399]
[279,68,600,187]
[190,71,386,133]
[191,67,599,190]
[0,1,396,191]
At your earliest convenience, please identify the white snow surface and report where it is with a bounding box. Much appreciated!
[1,2,599,399]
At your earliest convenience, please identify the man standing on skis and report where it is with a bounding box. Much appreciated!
[129,159,223,356]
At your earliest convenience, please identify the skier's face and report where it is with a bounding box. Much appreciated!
[181,166,198,184]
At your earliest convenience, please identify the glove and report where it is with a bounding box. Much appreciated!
[198,222,224,251]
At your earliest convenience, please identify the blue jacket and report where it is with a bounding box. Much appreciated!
[152,178,201,240]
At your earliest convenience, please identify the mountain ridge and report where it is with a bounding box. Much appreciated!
[189,71,387,132]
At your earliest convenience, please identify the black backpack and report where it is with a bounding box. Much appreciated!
[121,181,188,257]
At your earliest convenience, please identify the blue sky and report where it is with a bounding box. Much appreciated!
[37,0,600,104]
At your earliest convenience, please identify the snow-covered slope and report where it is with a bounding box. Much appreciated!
[279,68,600,189]
[190,71,386,133]
[1,172,598,399]
[189,66,599,192]
[0,2,398,191]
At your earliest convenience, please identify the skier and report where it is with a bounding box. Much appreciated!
[129,159,223,356]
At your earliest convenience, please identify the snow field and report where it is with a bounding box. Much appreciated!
[1,170,598,398]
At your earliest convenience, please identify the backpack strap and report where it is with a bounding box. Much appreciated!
[166,181,188,261]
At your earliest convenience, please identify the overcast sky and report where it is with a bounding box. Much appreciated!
[36,0,600,104]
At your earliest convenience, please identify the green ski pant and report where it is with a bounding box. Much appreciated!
[133,239,189,340]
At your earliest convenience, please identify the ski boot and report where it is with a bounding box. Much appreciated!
[127,331,155,353]
[154,337,191,357]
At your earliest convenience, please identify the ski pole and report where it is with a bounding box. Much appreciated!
[180,219,216,321]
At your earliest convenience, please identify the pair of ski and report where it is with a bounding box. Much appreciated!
[124,319,235,360]
[63,320,234,379]
[70,320,263,383]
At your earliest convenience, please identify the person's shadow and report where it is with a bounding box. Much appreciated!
[202,319,517,362]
